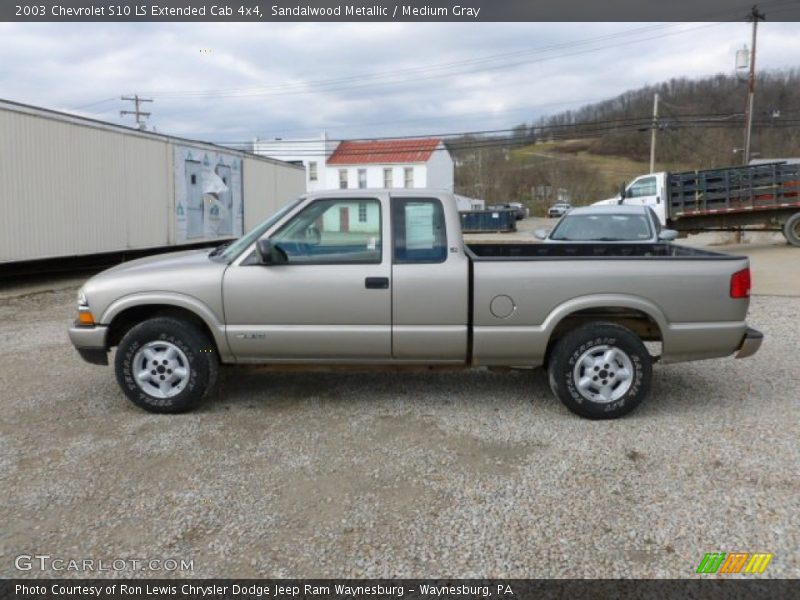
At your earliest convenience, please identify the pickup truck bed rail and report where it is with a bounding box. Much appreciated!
[466,243,743,260]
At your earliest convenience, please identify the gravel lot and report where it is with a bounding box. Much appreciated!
[1,257,798,578]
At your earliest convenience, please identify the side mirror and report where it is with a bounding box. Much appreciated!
[658,229,678,242]
[256,239,273,264]
[255,239,287,264]
[618,183,627,204]
[534,228,550,240]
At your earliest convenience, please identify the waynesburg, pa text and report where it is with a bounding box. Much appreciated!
[16,583,515,598]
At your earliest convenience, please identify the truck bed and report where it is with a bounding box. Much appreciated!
[466,243,741,260]
[466,242,750,367]
[667,162,800,219]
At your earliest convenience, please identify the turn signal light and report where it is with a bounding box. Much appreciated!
[730,268,751,298]
[77,310,95,325]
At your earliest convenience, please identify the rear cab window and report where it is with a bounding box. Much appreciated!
[392,198,447,263]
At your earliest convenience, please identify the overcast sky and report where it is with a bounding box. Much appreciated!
[0,21,798,144]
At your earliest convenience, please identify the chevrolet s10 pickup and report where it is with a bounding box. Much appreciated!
[69,190,763,419]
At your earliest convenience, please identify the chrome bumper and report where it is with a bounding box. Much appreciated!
[735,327,764,359]
[68,324,109,365]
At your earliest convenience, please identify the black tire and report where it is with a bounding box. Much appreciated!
[114,317,218,413]
[547,322,652,419]
[782,212,800,247]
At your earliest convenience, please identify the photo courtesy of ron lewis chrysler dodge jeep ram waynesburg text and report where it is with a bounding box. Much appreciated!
[69,190,762,419]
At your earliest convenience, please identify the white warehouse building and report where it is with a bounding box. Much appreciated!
[0,98,305,265]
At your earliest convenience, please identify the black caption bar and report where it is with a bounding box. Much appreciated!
[4,0,800,22]
[4,579,800,600]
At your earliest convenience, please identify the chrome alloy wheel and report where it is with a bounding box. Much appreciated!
[132,341,190,399]
[572,344,634,404]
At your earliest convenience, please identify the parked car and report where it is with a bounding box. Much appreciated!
[535,205,678,243]
[69,189,762,420]
[490,203,527,220]
[509,202,529,220]
[548,202,572,218]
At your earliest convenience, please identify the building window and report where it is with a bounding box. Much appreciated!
[383,167,393,188]
[308,161,318,181]
[404,167,414,188]
[358,202,368,223]
[358,169,367,189]
[339,169,348,189]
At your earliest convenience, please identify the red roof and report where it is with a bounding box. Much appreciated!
[327,138,441,165]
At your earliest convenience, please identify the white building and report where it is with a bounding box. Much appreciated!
[252,135,454,193]
[325,138,454,192]
[251,133,338,192]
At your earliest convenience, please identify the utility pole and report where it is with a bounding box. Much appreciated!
[742,5,765,165]
[649,93,659,173]
[120,94,153,130]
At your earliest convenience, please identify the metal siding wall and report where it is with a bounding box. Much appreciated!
[124,134,171,249]
[242,157,304,231]
[275,161,305,214]
[0,108,171,262]
[1,105,305,262]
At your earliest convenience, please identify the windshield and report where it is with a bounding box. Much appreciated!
[214,197,305,262]
[550,213,653,241]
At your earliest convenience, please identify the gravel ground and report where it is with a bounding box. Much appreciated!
[0,285,798,579]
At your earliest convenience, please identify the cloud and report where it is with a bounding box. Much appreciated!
[0,21,797,143]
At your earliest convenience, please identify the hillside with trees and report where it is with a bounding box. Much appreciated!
[451,69,800,213]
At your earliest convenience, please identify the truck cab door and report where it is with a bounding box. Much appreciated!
[222,195,392,361]
[390,196,469,361]
[625,175,667,225]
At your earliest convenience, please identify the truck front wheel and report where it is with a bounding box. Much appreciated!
[547,322,652,419]
[782,212,800,247]
[114,317,218,413]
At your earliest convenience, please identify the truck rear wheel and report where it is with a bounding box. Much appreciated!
[114,317,218,413]
[547,322,651,419]
[783,212,800,247]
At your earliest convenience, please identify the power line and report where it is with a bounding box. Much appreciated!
[145,23,727,101]
[213,111,756,146]
[149,23,686,99]
[251,96,609,139]
[206,114,794,158]
[70,97,118,110]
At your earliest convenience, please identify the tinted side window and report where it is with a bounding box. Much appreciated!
[272,198,382,264]
[392,198,447,264]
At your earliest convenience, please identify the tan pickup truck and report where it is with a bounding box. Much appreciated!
[69,189,762,419]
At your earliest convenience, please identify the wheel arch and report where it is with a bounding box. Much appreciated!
[102,293,231,360]
[542,295,666,365]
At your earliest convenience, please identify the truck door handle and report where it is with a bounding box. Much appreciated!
[365,277,389,289]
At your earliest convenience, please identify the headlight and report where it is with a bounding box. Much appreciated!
[76,289,95,326]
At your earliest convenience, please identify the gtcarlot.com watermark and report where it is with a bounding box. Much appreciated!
[15,554,193,572]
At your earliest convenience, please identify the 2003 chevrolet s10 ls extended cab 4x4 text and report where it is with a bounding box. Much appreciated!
[69,190,762,419]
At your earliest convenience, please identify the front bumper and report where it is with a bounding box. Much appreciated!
[735,327,764,359]
[68,324,109,365]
